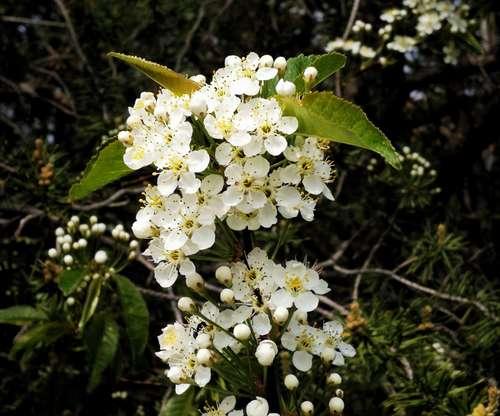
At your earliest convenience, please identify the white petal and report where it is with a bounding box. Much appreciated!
[278,116,298,134]
[179,171,201,194]
[252,313,272,336]
[276,186,301,208]
[179,259,196,276]
[294,291,319,312]
[175,384,191,395]
[303,175,324,195]
[157,171,178,196]
[154,263,178,288]
[339,342,356,357]
[293,350,313,372]
[270,288,294,309]
[226,213,247,231]
[201,174,224,195]
[215,142,234,166]
[163,229,188,250]
[228,131,251,146]
[191,225,215,250]
[258,203,278,228]
[188,150,210,172]
[243,137,264,157]
[222,187,243,206]
[281,331,298,351]
[244,156,270,177]
[264,135,287,156]
[220,396,236,413]
[256,66,278,81]
[204,114,222,139]
[194,366,211,387]
[322,184,335,201]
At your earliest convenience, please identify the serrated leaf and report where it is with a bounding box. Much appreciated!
[69,140,132,201]
[58,268,86,296]
[114,275,149,361]
[87,316,119,391]
[10,321,70,358]
[159,387,195,416]
[78,278,103,330]
[108,52,200,95]
[284,52,346,92]
[278,92,401,169]
[0,305,48,325]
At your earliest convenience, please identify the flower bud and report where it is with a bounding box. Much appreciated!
[178,297,196,313]
[215,265,232,285]
[186,273,205,292]
[273,307,289,324]
[196,348,212,365]
[78,238,88,248]
[255,340,278,366]
[246,397,269,416]
[303,66,318,83]
[72,242,80,250]
[132,219,153,239]
[63,255,73,265]
[48,248,58,258]
[284,374,299,390]
[259,54,274,67]
[300,401,314,415]
[55,227,65,236]
[89,215,98,224]
[70,216,79,224]
[126,114,141,128]
[189,94,207,115]
[327,373,342,385]
[329,397,344,414]
[118,130,133,146]
[233,323,251,341]
[275,79,296,97]
[273,56,287,71]
[66,297,75,306]
[129,240,139,249]
[94,250,108,264]
[220,288,235,304]
[196,333,212,348]
[190,74,206,85]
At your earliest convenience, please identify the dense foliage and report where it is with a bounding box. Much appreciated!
[1,1,499,415]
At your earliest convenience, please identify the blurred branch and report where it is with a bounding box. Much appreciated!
[72,186,143,211]
[1,15,66,28]
[175,1,207,71]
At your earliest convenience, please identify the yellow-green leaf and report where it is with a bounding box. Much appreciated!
[278,92,401,169]
[58,268,86,296]
[108,52,200,95]
[0,305,48,325]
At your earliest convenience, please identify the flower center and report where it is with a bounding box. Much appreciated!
[285,274,304,294]
[166,250,183,264]
[161,327,177,347]
[297,331,314,351]
[168,156,187,174]
[298,156,314,173]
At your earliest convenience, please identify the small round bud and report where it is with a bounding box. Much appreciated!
[189,94,207,115]
[233,323,251,341]
[273,56,287,71]
[55,227,65,236]
[70,216,79,224]
[335,389,344,398]
[97,223,106,233]
[129,240,139,249]
[56,236,65,245]
[327,373,342,385]
[126,114,141,128]
[72,242,80,250]
[215,265,232,285]
[92,273,100,280]
[255,340,278,366]
[284,374,299,390]
[118,131,133,146]
[189,74,206,85]
[132,219,153,239]
[303,66,318,83]
[186,273,205,292]
[66,297,75,306]
[329,397,344,414]
[300,401,314,415]
[220,288,235,304]
[62,242,71,252]
[63,255,73,265]
[196,348,212,365]
[84,275,91,282]
[178,297,196,313]
[48,248,58,258]
[246,397,269,416]
[63,235,72,243]
[259,54,274,67]
[94,250,108,264]
[196,333,212,348]
[273,307,289,325]
[78,238,87,248]
[275,79,296,96]
[294,310,308,324]
[89,215,98,224]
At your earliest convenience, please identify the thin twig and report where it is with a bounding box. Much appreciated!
[1,16,66,27]
[14,210,43,238]
[72,186,143,211]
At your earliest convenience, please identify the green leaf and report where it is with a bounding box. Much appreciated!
[78,278,103,330]
[108,52,200,95]
[10,321,70,357]
[114,275,149,361]
[0,305,48,325]
[58,268,86,296]
[69,140,132,201]
[87,316,119,391]
[284,52,346,92]
[159,387,195,416]
[277,92,401,168]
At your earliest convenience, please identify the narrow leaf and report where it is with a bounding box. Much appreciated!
[79,278,103,330]
[58,268,86,296]
[0,305,48,325]
[11,321,70,357]
[87,316,119,391]
[278,92,401,168]
[114,275,149,361]
[68,140,132,201]
[108,52,200,95]
[159,387,195,416]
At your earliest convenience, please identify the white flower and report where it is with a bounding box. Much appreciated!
[246,397,280,416]
[387,36,417,53]
[270,260,329,312]
[202,396,243,416]
[281,320,326,371]
[156,323,192,362]
[321,321,356,366]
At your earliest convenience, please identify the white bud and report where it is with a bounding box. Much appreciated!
[72,242,80,250]
[118,130,132,146]
[56,236,65,245]
[196,333,212,348]
[196,348,212,365]
[78,238,87,248]
[178,296,196,313]
[294,310,308,324]
[89,215,98,224]
[62,242,71,252]
[70,216,79,224]
[55,227,65,236]
[126,114,141,128]
[129,240,139,249]
[220,288,235,304]
[215,265,232,285]
[329,397,344,413]
[132,219,153,239]
[190,74,206,85]
[79,224,89,233]
[186,273,205,292]
[94,250,108,264]
[284,374,299,390]
[233,323,251,341]
[327,373,342,385]
[189,94,207,115]
[225,55,240,66]
[63,255,73,265]
[91,224,100,233]
[97,223,106,233]
[275,79,296,96]
[273,307,289,324]
[255,340,278,366]
[66,297,75,306]
[273,56,287,71]
[63,235,72,243]
[246,397,269,416]
[259,54,274,67]
[300,401,314,415]
[48,248,58,258]
[303,66,318,83]
[92,273,100,280]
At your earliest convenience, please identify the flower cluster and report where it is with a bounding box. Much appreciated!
[119,53,336,287]
[325,0,474,66]
[156,247,354,414]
